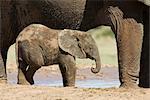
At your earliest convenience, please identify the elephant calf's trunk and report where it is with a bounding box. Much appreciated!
[91,59,101,73]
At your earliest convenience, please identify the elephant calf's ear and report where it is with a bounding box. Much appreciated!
[58,29,86,58]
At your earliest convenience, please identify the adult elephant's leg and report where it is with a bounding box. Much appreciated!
[59,53,76,87]
[0,9,6,82]
[0,52,7,83]
[1,48,8,71]
[0,48,8,83]
[139,5,150,88]
[117,19,143,88]
[104,7,143,88]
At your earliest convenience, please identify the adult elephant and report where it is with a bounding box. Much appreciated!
[0,0,149,88]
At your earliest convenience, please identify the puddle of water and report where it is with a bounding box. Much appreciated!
[34,79,120,88]
[76,80,120,88]
[7,67,120,88]
[35,80,63,87]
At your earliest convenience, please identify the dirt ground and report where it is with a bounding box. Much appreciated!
[0,64,149,100]
[0,82,150,100]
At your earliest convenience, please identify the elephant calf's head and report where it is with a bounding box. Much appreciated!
[58,29,101,73]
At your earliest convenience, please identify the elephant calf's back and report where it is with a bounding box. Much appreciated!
[16,24,60,66]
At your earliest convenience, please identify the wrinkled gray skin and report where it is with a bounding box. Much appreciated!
[0,0,149,88]
[16,24,101,86]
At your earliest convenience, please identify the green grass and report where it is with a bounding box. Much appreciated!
[87,26,115,39]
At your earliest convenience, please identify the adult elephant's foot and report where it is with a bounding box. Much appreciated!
[0,64,7,84]
[0,77,7,84]
[119,68,140,89]
[120,82,140,89]
[0,73,7,84]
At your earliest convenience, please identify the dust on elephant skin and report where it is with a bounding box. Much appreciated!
[16,24,101,87]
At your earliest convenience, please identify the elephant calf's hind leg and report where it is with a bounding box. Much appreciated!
[25,65,41,85]
[17,60,29,85]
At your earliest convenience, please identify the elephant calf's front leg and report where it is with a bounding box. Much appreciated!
[59,53,76,87]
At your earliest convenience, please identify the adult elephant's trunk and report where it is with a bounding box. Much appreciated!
[91,55,101,73]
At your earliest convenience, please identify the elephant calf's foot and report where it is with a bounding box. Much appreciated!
[17,74,30,85]
[62,76,76,87]
[64,84,75,87]
[26,77,34,85]
[63,82,75,87]
[17,79,30,85]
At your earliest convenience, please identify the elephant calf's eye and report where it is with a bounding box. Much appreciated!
[76,38,79,41]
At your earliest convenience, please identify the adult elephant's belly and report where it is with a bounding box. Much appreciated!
[38,0,86,29]
[1,1,19,48]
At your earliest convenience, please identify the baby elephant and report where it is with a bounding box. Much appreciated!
[16,24,101,87]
